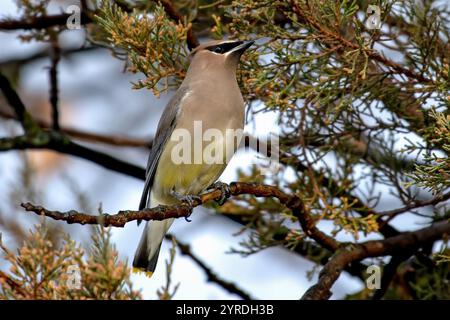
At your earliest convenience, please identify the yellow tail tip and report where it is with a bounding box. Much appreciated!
[132,267,154,278]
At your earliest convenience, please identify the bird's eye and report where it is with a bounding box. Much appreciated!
[213,46,223,54]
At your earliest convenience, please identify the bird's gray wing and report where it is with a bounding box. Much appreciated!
[138,86,189,211]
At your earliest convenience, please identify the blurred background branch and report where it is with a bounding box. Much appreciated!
[166,234,253,300]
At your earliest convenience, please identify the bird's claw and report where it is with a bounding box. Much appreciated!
[209,181,231,205]
[170,190,201,222]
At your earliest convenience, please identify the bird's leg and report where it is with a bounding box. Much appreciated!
[207,181,231,205]
[170,189,201,222]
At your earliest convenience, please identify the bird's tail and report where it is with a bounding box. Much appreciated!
[133,216,174,275]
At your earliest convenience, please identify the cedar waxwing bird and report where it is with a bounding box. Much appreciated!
[133,39,255,274]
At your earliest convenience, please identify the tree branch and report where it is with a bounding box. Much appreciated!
[24,180,422,296]
[379,190,450,224]
[0,72,146,179]
[1,105,152,148]
[21,201,191,227]
[20,182,338,254]
[0,132,145,179]
[371,253,412,300]
[0,73,39,132]
[49,34,61,130]
[19,184,236,227]
[166,234,253,300]
[0,12,91,30]
[301,221,450,300]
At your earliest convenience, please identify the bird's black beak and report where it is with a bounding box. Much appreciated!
[230,40,255,55]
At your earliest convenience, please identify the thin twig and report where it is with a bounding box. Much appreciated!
[0,46,101,69]
[0,73,39,132]
[49,33,61,130]
[166,234,254,300]
[156,0,199,50]
[378,190,450,223]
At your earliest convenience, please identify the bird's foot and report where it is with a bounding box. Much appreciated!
[208,181,231,205]
[170,189,201,222]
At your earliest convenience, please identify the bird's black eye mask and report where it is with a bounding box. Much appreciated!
[205,41,244,54]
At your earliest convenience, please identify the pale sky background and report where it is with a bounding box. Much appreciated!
[0,0,437,299]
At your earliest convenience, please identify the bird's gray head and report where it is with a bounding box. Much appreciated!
[189,39,254,71]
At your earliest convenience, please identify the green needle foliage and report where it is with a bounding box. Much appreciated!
[0,224,141,299]
[408,111,450,194]
[94,1,191,95]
